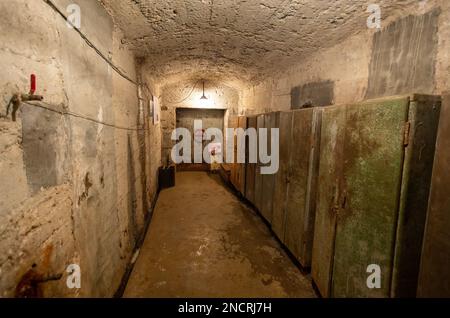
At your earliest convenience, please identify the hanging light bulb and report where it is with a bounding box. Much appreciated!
[200,80,208,100]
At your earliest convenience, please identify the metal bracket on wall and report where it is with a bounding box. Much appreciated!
[6,74,44,121]
[6,93,44,122]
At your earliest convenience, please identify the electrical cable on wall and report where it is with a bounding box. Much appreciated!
[22,101,148,132]
[43,0,138,86]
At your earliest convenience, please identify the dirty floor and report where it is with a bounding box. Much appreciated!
[124,172,316,298]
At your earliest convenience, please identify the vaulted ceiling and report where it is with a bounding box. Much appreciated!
[101,0,419,88]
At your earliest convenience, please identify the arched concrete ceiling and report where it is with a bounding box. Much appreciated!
[101,0,419,89]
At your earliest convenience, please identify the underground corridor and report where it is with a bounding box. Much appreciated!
[123,172,315,298]
[0,0,449,300]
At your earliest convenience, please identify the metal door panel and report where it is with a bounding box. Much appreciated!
[311,105,347,297]
[417,93,450,297]
[272,112,293,240]
[392,95,441,297]
[261,112,279,223]
[331,97,409,298]
[301,108,323,267]
[284,109,314,265]
[237,116,247,194]
[229,116,239,189]
[245,116,257,204]
[254,114,265,212]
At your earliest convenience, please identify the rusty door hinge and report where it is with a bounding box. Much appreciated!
[403,121,411,146]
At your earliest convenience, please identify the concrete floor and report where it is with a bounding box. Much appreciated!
[124,172,316,298]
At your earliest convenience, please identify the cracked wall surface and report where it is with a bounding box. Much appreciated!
[0,0,160,297]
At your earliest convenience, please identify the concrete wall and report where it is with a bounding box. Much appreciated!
[0,0,160,297]
[242,0,450,114]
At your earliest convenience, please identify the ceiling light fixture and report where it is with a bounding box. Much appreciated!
[200,80,208,100]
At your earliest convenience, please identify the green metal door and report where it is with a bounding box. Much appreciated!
[311,105,347,297]
[272,111,293,241]
[331,97,409,297]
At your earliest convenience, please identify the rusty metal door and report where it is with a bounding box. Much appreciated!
[229,115,239,189]
[418,93,450,298]
[311,105,347,297]
[237,116,247,194]
[272,112,293,240]
[254,114,265,213]
[311,105,347,298]
[245,116,257,204]
[331,97,409,298]
[260,112,279,224]
[284,108,322,268]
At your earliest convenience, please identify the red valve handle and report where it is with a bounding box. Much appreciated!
[30,74,36,95]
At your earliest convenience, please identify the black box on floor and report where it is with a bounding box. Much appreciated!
[159,165,176,190]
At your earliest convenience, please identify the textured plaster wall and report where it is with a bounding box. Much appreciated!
[102,0,424,89]
[242,0,450,114]
[0,0,160,297]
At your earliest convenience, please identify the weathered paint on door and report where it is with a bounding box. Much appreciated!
[332,97,409,298]
[392,96,441,298]
[245,116,258,204]
[284,108,322,268]
[237,116,247,194]
[254,114,265,213]
[311,105,347,297]
[176,108,225,164]
[312,95,441,298]
[272,112,293,241]
[260,112,279,224]
[417,93,450,298]
[229,116,239,189]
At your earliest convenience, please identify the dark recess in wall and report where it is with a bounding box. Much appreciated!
[365,9,440,99]
[291,81,334,109]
